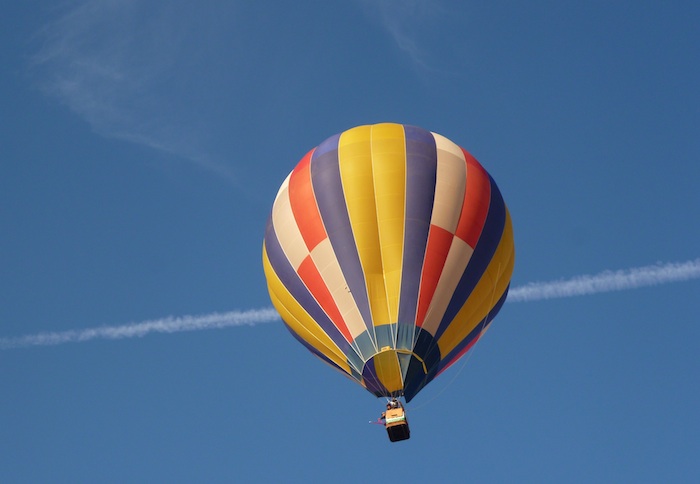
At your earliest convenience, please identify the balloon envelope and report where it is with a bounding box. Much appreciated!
[263,123,514,402]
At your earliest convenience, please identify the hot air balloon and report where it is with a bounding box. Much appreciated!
[262,123,514,440]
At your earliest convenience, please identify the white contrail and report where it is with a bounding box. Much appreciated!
[507,259,700,303]
[2,260,699,350]
[0,308,279,350]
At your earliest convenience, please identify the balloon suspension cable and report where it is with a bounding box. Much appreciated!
[409,265,502,413]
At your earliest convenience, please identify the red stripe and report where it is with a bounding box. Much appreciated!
[289,149,327,251]
[415,225,454,327]
[455,149,491,248]
[297,255,353,342]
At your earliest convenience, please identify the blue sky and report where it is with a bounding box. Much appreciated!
[2,1,699,482]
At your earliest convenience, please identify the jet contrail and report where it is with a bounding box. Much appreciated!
[507,259,700,302]
[0,308,280,350]
[2,260,699,350]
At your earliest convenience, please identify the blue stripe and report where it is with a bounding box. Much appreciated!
[361,358,389,397]
[396,125,437,350]
[436,286,509,374]
[310,134,374,334]
[403,327,439,401]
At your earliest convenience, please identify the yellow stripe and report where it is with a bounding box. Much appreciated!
[338,126,388,327]
[370,123,406,326]
[373,348,404,393]
[437,209,515,356]
[459,213,515,331]
[263,244,353,374]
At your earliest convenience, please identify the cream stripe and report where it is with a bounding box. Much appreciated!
[272,172,292,205]
[271,177,309,270]
[431,134,466,232]
[416,132,471,336]
[431,132,464,158]
[310,239,367,339]
[420,237,474,336]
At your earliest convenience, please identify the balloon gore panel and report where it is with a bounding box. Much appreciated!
[263,123,514,401]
